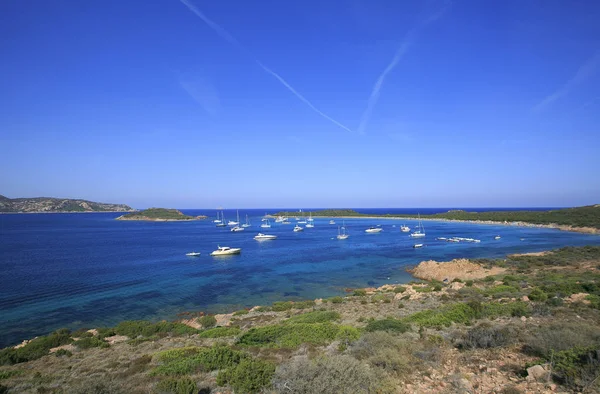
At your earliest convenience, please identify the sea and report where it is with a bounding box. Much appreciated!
[1,207,599,348]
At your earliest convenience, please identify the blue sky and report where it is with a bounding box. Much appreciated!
[1,0,599,208]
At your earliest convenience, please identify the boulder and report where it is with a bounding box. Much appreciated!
[526,364,548,382]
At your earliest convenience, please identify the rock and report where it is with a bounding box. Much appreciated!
[87,329,99,336]
[526,364,548,382]
[364,287,377,294]
[449,281,465,290]
[104,335,129,345]
[520,316,527,322]
[214,313,233,327]
[315,298,323,305]
[521,295,529,302]
[459,378,473,391]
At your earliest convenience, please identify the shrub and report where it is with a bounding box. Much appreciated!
[550,346,600,390]
[465,280,474,287]
[293,300,316,309]
[528,288,548,302]
[74,336,109,350]
[114,321,198,338]
[198,327,241,338]
[523,323,600,359]
[0,328,73,365]
[197,315,217,328]
[353,289,367,296]
[0,370,22,380]
[401,294,411,300]
[350,332,416,376]
[155,377,197,394]
[286,311,340,324]
[255,306,271,312]
[217,358,275,393]
[271,301,294,312]
[546,297,564,307]
[55,348,72,357]
[433,285,443,292]
[152,345,248,376]
[452,278,463,283]
[458,323,513,349]
[398,302,405,308]
[394,286,407,293]
[272,355,381,393]
[237,323,359,348]
[329,296,344,304]
[365,319,410,333]
[233,309,249,316]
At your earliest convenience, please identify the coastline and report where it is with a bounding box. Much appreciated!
[0,210,136,214]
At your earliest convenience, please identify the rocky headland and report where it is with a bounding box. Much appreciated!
[0,195,133,213]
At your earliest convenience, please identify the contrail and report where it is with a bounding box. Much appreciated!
[357,5,451,135]
[180,0,353,133]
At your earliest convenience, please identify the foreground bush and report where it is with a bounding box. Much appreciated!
[286,311,340,324]
[350,332,417,376]
[114,321,198,339]
[155,377,197,394]
[198,327,241,338]
[364,318,410,333]
[0,328,73,365]
[152,345,248,376]
[272,355,382,393]
[458,323,513,349]
[237,323,359,348]
[217,358,275,393]
[197,315,217,328]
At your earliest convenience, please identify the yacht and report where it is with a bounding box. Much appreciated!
[409,214,425,238]
[305,222,314,228]
[230,211,243,231]
[213,211,222,223]
[494,235,501,240]
[293,225,304,232]
[254,233,277,240]
[275,216,285,223]
[329,220,336,225]
[337,222,349,240]
[231,225,244,232]
[400,225,410,233]
[210,246,241,256]
[186,252,201,257]
[241,214,251,228]
[216,211,227,227]
[282,219,291,224]
[413,243,424,249]
[260,219,271,228]
[365,226,383,233]
[227,210,240,226]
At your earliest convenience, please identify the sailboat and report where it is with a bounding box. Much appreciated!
[213,211,222,223]
[241,214,251,228]
[260,219,271,228]
[231,211,244,232]
[307,212,314,222]
[337,221,349,240]
[409,214,425,238]
[216,211,226,227]
[228,210,240,226]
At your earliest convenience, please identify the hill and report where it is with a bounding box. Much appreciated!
[116,208,205,221]
[0,195,133,213]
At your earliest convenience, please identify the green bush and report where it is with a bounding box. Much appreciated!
[394,286,407,293]
[350,332,417,376]
[237,323,359,348]
[286,311,340,324]
[233,309,249,316]
[353,289,367,296]
[217,358,275,393]
[458,323,513,349]
[114,321,198,338]
[329,296,344,304]
[0,370,22,380]
[528,288,548,302]
[293,300,316,309]
[152,345,248,376]
[74,336,109,350]
[433,285,443,292]
[198,327,241,338]
[55,348,72,357]
[365,318,410,333]
[465,280,474,287]
[0,328,73,365]
[271,301,294,312]
[155,377,197,394]
[197,315,217,328]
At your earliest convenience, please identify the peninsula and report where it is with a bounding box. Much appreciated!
[0,195,133,213]
[116,208,206,221]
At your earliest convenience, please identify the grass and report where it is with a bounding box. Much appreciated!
[198,327,241,338]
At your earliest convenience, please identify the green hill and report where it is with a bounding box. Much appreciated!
[116,208,203,221]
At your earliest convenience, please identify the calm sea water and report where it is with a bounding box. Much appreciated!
[0,208,597,347]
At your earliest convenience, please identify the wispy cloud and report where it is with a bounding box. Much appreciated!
[178,75,220,115]
[180,0,352,133]
[357,4,451,135]
[533,52,600,112]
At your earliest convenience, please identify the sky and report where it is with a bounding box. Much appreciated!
[1,0,599,209]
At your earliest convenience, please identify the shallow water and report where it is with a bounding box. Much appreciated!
[1,208,598,347]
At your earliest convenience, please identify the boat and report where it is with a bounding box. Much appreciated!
[307,212,314,222]
[275,216,285,223]
[297,219,307,224]
[241,214,251,228]
[365,226,383,233]
[230,211,244,231]
[413,243,424,248]
[305,222,314,228]
[260,219,271,228]
[409,214,425,238]
[210,246,241,256]
[216,211,227,227]
[436,237,447,241]
[293,225,304,232]
[337,222,349,240]
[254,233,277,240]
[186,252,201,257]
[213,211,222,223]
[494,235,501,240]
[282,219,291,224]
[227,210,240,226]
[329,220,336,225]
[400,225,410,233]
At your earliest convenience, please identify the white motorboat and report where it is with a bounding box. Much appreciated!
[337,222,349,240]
[329,220,336,225]
[216,210,227,227]
[413,243,424,248]
[305,223,314,228]
[293,225,304,232]
[365,226,382,233]
[242,214,251,228]
[275,216,285,223]
[400,225,410,232]
[186,252,201,257]
[254,233,277,240]
[409,214,425,238]
[231,225,244,232]
[494,235,501,240]
[282,220,291,224]
[297,220,307,224]
[210,246,241,256]
[260,219,271,228]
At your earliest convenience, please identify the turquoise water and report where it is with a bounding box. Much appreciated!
[1,209,598,347]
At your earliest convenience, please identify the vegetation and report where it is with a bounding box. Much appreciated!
[217,358,275,393]
[155,377,197,394]
[365,318,411,333]
[0,328,73,365]
[197,315,217,328]
[117,208,198,220]
[112,320,198,338]
[285,311,340,324]
[0,195,133,213]
[197,327,241,338]
[237,323,359,348]
[152,345,248,376]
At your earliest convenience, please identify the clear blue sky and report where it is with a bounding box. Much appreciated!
[1,0,599,209]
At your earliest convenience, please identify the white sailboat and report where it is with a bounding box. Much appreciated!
[231,211,244,232]
[307,212,314,222]
[241,214,251,228]
[260,219,271,228]
[228,210,240,226]
[213,211,222,223]
[409,214,425,238]
[216,211,226,227]
[337,222,349,240]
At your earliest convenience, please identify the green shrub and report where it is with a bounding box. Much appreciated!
[546,297,564,307]
[74,336,109,350]
[293,300,316,309]
[114,321,198,338]
[523,323,600,359]
[550,346,600,390]
[217,358,275,393]
[414,286,433,293]
[586,294,600,309]
[528,288,548,302]
[237,323,359,348]
[255,306,271,312]
[350,332,416,376]
[329,296,344,304]
[155,377,197,394]
[353,289,367,296]
[198,327,241,338]
[401,294,411,300]
[394,286,407,293]
[433,285,443,292]
[398,302,405,309]
[365,318,410,333]
[484,285,520,296]
[197,315,217,328]
[0,328,73,365]
[233,309,249,316]
[465,280,474,287]
[286,311,340,324]
[0,370,22,380]
[271,301,293,312]
[458,323,513,349]
[152,345,248,376]
[55,348,72,357]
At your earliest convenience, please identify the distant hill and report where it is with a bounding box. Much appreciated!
[116,208,206,221]
[0,195,134,213]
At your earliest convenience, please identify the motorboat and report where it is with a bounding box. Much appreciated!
[305,223,314,228]
[241,214,251,228]
[413,244,424,248]
[337,222,349,240]
[186,252,201,257]
[254,233,277,240]
[210,246,241,256]
[260,219,271,228]
[282,220,291,224]
[400,225,410,233]
[231,225,244,232]
[365,226,382,233]
[275,216,286,223]
[494,235,501,240]
[329,220,336,225]
[293,225,304,232]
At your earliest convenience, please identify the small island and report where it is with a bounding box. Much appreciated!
[116,208,206,221]
[0,195,134,213]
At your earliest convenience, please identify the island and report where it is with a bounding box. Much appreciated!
[115,208,206,221]
[0,195,134,213]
